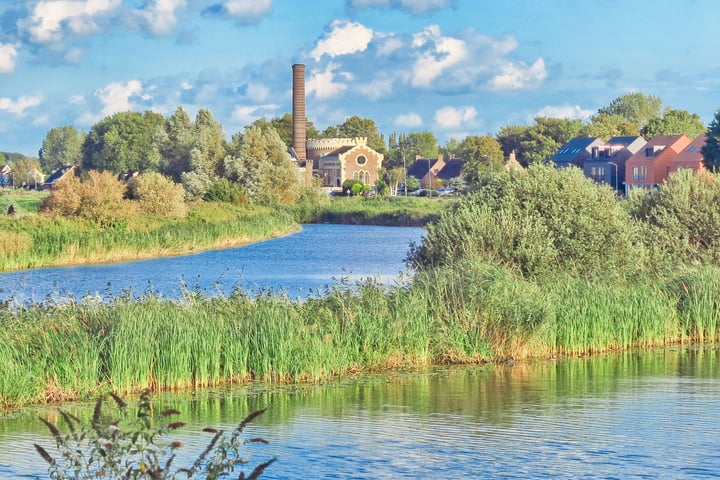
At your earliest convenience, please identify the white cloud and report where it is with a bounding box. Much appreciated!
[348,0,455,15]
[394,112,423,127]
[311,20,374,61]
[306,63,348,99]
[246,83,270,102]
[0,95,43,115]
[21,0,122,43]
[356,76,394,100]
[434,105,477,129]
[411,25,468,87]
[231,103,280,125]
[534,104,594,121]
[489,58,547,90]
[97,80,144,117]
[0,44,18,74]
[223,0,272,23]
[131,0,187,36]
[375,34,403,56]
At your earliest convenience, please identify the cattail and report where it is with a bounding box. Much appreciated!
[34,444,55,465]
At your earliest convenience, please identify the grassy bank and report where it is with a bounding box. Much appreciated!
[2,260,719,408]
[0,202,298,271]
[295,195,454,226]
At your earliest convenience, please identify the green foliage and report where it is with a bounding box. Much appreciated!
[702,109,720,172]
[459,134,504,187]
[641,108,707,139]
[342,178,363,195]
[34,391,273,479]
[40,126,84,173]
[130,172,188,218]
[10,157,44,188]
[626,169,720,266]
[410,165,642,277]
[82,111,166,174]
[160,107,194,182]
[203,177,246,204]
[586,114,639,138]
[597,92,663,132]
[322,116,385,154]
[496,118,584,167]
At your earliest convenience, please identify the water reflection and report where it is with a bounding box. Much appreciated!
[3,345,720,478]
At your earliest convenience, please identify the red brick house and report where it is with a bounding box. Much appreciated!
[624,135,692,194]
[667,134,707,175]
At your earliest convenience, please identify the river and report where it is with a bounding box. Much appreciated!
[0,224,425,304]
[2,346,720,478]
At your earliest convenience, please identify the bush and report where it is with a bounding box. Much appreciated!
[34,391,274,480]
[626,169,720,266]
[42,170,128,226]
[130,172,189,218]
[410,165,644,277]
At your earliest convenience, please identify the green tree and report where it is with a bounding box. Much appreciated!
[439,137,461,158]
[10,157,43,188]
[496,125,529,165]
[701,109,720,172]
[521,117,585,165]
[459,134,504,186]
[597,92,663,133]
[82,111,166,174]
[129,172,187,218]
[39,125,84,173]
[181,109,228,199]
[268,113,319,147]
[322,116,386,153]
[586,114,639,138]
[641,109,706,139]
[407,131,438,159]
[161,106,194,182]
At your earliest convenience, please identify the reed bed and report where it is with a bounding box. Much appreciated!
[3,261,720,408]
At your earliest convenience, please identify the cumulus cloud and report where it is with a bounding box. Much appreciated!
[77,80,144,124]
[410,25,468,87]
[203,0,272,25]
[311,20,374,61]
[434,105,476,129]
[394,112,423,127]
[533,104,594,121]
[131,0,187,36]
[231,103,280,124]
[306,63,348,99]
[488,58,547,90]
[356,75,394,100]
[0,95,43,115]
[347,0,457,15]
[20,0,122,43]
[0,43,18,74]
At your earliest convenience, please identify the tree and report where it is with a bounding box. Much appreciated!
[406,131,438,159]
[641,108,707,139]
[439,137,461,158]
[129,172,187,218]
[459,134,504,186]
[224,122,299,205]
[181,109,228,199]
[161,106,194,182]
[82,111,166,174]
[702,109,720,172]
[586,114,639,138]
[322,116,386,153]
[267,113,319,147]
[496,125,529,165]
[597,92,663,133]
[10,157,43,188]
[520,117,585,165]
[39,125,84,173]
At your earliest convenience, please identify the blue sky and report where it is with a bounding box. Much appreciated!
[0,0,718,156]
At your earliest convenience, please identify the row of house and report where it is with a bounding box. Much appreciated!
[0,164,71,190]
[547,134,708,194]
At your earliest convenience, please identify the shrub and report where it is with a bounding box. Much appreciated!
[130,172,188,218]
[42,170,128,226]
[203,177,246,205]
[34,391,274,480]
[626,169,720,266]
[409,165,644,277]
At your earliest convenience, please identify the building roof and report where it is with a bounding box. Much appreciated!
[547,137,603,164]
[670,134,707,170]
[437,158,464,179]
[407,158,441,179]
[321,145,355,157]
[43,165,75,185]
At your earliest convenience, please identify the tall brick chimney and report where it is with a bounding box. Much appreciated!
[292,63,308,158]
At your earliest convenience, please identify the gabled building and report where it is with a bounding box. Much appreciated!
[307,138,384,188]
[624,135,692,194]
[547,137,604,169]
[42,165,76,190]
[668,134,707,175]
[0,165,12,188]
[406,155,444,190]
[583,136,646,192]
[437,157,465,184]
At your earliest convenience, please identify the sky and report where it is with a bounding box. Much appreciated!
[0,0,719,157]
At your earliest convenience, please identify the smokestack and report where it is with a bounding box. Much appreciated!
[292,64,307,163]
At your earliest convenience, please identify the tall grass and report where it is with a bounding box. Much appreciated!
[3,260,720,408]
[299,195,453,226]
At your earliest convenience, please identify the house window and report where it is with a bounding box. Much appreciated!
[590,167,605,183]
[356,155,367,166]
[632,166,647,182]
[353,170,370,184]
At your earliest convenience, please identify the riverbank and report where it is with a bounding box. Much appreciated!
[1,258,719,409]
[0,201,299,272]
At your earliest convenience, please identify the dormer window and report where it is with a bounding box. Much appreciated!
[645,147,654,157]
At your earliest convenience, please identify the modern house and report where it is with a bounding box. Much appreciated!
[546,137,604,169]
[624,135,692,194]
[42,165,76,190]
[667,134,707,175]
[583,136,646,192]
